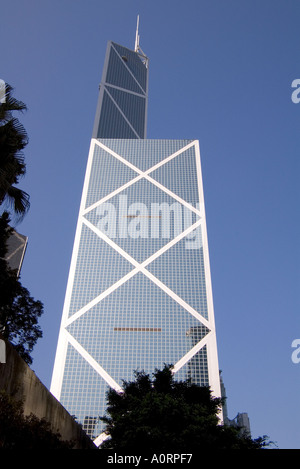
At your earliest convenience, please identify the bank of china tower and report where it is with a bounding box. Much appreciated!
[51,30,222,445]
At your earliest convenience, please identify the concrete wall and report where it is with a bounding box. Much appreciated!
[0,336,96,449]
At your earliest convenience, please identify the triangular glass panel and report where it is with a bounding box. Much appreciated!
[98,139,194,172]
[112,42,147,93]
[145,228,208,320]
[106,45,144,94]
[96,89,139,139]
[68,223,134,316]
[174,345,209,387]
[149,144,199,205]
[59,342,110,437]
[106,85,146,138]
[85,141,138,209]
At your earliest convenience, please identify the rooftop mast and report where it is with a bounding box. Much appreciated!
[134,15,140,52]
[134,15,149,68]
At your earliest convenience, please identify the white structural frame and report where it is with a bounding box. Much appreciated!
[51,139,222,444]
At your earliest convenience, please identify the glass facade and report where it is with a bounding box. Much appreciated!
[51,39,221,444]
[92,41,148,139]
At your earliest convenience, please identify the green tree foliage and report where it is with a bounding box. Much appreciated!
[100,365,270,450]
[0,212,43,364]
[0,83,30,220]
[0,84,43,365]
[0,390,74,449]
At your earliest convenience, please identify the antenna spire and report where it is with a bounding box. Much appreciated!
[134,15,140,52]
[134,15,149,68]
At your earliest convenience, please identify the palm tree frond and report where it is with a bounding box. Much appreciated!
[0,84,30,221]
[0,84,27,122]
[4,186,30,220]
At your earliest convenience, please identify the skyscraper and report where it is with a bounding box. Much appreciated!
[51,24,221,445]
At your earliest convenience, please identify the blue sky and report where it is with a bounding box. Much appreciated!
[1,0,299,449]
